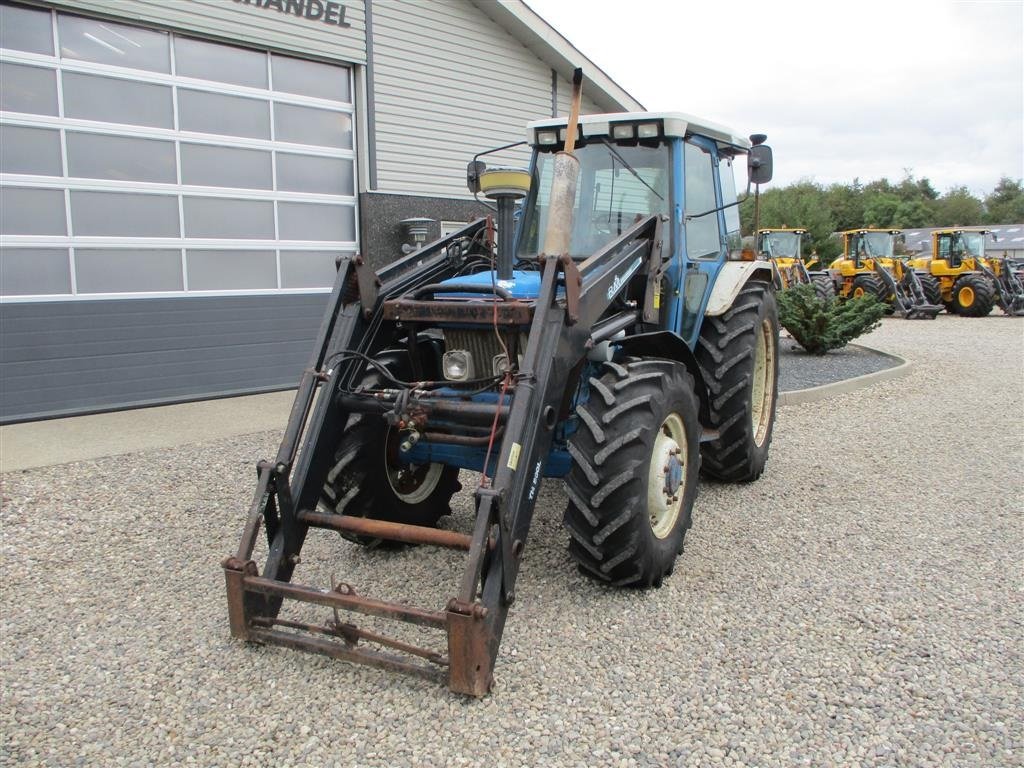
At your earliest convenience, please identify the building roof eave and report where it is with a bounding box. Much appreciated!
[468,0,645,113]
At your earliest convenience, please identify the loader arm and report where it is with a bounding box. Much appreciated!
[223,215,664,695]
[871,259,941,319]
[977,257,1024,316]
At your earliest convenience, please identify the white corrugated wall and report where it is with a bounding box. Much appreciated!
[372,0,601,198]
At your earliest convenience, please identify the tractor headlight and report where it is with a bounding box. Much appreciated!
[492,353,510,377]
[536,129,558,145]
[492,352,523,376]
[636,122,659,139]
[442,349,474,381]
[611,123,635,140]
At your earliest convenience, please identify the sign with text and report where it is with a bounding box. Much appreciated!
[232,0,352,29]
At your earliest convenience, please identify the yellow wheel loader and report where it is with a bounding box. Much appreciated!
[757,228,835,302]
[830,229,942,319]
[908,229,1024,316]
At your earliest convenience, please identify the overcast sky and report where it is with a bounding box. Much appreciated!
[524,0,1024,196]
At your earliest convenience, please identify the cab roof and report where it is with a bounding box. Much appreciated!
[526,111,752,153]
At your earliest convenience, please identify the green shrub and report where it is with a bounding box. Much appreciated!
[777,283,886,355]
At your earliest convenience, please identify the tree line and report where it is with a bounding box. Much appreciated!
[739,175,1024,261]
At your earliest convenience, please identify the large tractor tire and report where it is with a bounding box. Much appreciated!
[695,281,779,483]
[950,273,995,317]
[850,274,888,302]
[919,273,942,306]
[563,359,700,588]
[810,274,836,303]
[319,352,461,547]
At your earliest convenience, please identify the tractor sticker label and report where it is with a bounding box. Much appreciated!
[526,460,543,501]
[507,442,521,471]
[606,257,643,300]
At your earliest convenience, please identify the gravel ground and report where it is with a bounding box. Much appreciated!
[2,315,1022,767]
[778,339,900,392]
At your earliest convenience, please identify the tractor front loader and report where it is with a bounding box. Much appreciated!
[830,229,941,318]
[223,85,781,695]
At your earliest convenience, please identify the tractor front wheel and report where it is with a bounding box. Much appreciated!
[319,353,461,547]
[563,359,700,588]
[696,280,779,482]
[951,274,995,317]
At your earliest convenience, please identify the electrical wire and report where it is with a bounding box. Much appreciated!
[478,371,513,489]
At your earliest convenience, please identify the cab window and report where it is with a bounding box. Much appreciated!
[684,141,721,260]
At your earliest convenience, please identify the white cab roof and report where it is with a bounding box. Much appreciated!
[527,111,753,152]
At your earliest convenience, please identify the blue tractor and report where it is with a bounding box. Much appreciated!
[223,92,779,695]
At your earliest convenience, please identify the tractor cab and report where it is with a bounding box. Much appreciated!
[504,112,772,346]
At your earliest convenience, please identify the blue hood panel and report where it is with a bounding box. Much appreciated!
[437,270,543,300]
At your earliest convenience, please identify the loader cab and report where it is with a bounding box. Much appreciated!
[512,112,769,347]
[934,229,988,270]
[836,229,900,272]
[757,229,805,261]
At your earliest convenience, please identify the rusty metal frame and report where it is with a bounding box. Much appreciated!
[222,216,663,695]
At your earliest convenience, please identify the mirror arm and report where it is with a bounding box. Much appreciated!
[684,198,743,222]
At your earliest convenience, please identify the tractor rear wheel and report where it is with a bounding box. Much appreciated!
[319,352,461,547]
[851,274,887,302]
[919,274,942,306]
[811,274,836,303]
[696,280,779,482]
[951,274,995,317]
[563,359,700,588]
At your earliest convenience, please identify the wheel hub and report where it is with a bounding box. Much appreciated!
[663,453,683,497]
[386,429,445,504]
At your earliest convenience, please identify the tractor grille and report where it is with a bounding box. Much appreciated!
[442,328,528,378]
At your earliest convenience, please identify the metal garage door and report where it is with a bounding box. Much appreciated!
[0,1,358,421]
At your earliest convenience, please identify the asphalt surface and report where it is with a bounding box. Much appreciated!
[2,314,1022,767]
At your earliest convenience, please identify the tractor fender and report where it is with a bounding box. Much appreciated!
[704,262,774,316]
[616,331,710,426]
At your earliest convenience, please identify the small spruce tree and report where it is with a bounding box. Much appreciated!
[777,284,886,355]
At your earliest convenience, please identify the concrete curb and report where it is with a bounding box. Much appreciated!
[778,343,913,406]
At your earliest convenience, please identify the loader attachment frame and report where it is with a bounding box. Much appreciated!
[223,215,664,695]
[977,256,1024,316]
[871,260,942,319]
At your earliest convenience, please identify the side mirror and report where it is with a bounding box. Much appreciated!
[466,160,486,194]
[748,144,773,185]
